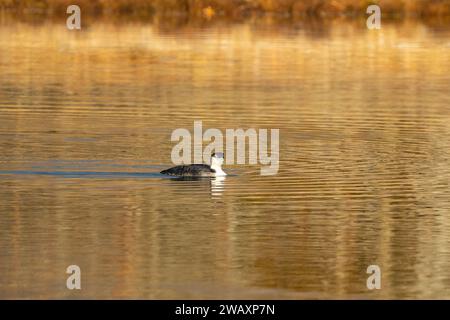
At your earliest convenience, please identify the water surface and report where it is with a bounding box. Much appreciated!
[1,18,450,299]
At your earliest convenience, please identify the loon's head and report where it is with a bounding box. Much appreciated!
[211,152,224,167]
[211,152,226,176]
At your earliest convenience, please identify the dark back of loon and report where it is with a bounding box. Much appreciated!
[160,164,215,176]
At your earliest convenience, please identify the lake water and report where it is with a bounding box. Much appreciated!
[0,16,449,299]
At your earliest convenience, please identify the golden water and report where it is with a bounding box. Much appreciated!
[0,18,449,299]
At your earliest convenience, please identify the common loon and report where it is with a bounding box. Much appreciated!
[160,153,227,177]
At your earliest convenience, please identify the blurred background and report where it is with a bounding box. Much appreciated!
[1,0,450,18]
[0,0,449,299]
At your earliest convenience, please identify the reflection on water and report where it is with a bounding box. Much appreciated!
[0,17,450,299]
[211,176,226,198]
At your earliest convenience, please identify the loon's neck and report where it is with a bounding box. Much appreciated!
[211,164,227,176]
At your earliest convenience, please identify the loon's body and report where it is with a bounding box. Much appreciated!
[161,164,216,177]
[160,153,227,177]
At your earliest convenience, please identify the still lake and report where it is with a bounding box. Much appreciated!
[0,17,449,299]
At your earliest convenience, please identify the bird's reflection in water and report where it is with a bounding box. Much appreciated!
[168,176,226,198]
[210,176,226,198]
